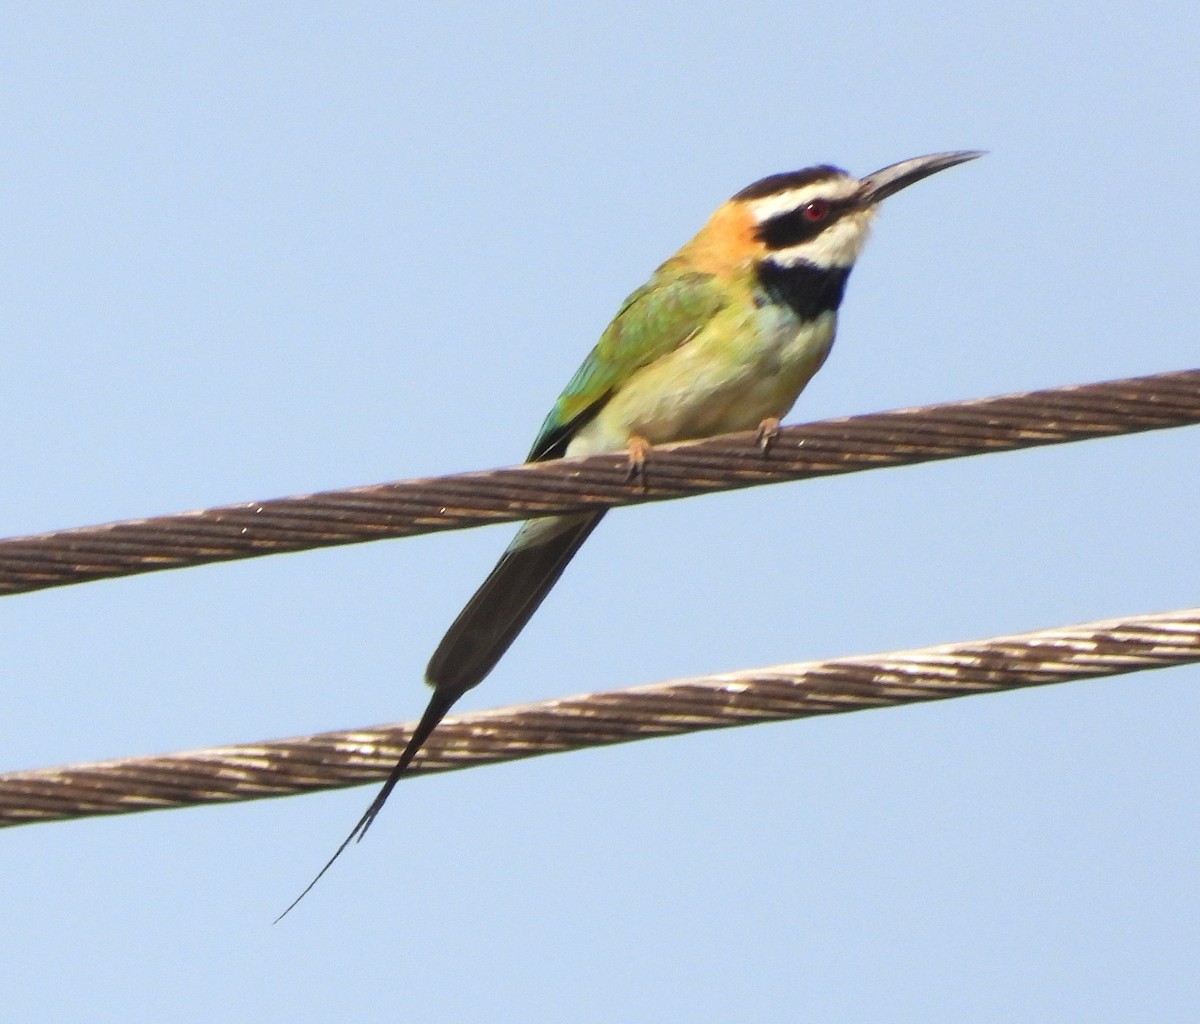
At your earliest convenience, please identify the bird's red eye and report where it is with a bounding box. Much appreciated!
[802,199,830,222]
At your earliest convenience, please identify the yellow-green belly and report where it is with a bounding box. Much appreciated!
[567,307,836,457]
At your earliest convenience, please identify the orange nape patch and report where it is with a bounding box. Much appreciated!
[679,201,765,278]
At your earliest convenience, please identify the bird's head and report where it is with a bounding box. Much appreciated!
[684,151,982,278]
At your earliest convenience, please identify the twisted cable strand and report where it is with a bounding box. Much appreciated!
[3,606,1196,827]
[1,368,1197,596]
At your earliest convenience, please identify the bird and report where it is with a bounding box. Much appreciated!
[277,149,981,918]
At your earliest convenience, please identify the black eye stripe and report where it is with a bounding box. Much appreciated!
[758,201,849,251]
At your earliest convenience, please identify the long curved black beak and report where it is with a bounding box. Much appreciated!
[858,150,984,206]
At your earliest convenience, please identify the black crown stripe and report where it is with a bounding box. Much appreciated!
[731,165,848,202]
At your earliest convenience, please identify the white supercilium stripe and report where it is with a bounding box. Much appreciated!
[745,177,860,223]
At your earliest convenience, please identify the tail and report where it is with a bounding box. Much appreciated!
[273,686,459,923]
[425,510,605,693]
[275,510,602,922]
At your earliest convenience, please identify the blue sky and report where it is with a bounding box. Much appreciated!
[2,3,1198,1021]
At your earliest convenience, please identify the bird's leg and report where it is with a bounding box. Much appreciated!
[625,434,651,488]
[755,416,781,455]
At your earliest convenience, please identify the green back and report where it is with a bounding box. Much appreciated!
[529,267,726,460]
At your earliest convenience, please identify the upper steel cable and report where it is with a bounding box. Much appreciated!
[0,368,1197,597]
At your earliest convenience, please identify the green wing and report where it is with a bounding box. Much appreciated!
[528,268,726,461]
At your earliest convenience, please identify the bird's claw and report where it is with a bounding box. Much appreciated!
[625,435,650,489]
[755,417,781,455]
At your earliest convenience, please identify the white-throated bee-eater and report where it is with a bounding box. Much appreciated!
[279,149,981,917]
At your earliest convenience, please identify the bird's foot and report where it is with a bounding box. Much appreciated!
[755,417,781,455]
[625,434,651,489]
